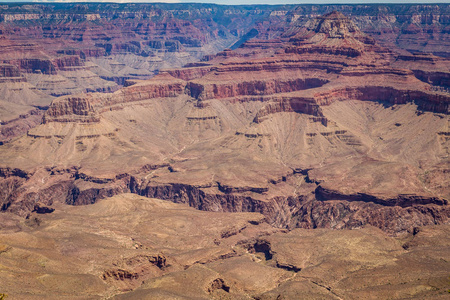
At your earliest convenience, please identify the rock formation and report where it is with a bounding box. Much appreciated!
[0,11,448,236]
[1,3,448,142]
[0,6,449,299]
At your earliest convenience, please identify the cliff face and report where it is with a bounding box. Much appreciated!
[0,64,22,78]
[0,36,118,120]
[43,96,97,123]
[313,86,449,114]
[285,4,450,57]
[187,78,328,101]
[1,165,448,237]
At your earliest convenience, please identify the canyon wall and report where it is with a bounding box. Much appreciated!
[1,166,448,236]
[0,8,448,239]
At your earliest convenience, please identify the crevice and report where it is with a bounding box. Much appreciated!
[238,239,273,261]
[310,280,343,299]
[275,262,301,272]
[194,250,239,265]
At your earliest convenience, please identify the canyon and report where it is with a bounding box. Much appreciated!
[1,3,449,142]
[0,3,449,300]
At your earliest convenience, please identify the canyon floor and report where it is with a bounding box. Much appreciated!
[0,193,449,299]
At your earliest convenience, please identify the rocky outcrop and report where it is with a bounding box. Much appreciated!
[315,185,448,207]
[314,86,449,114]
[128,180,275,217]
[292,199,450,235]
[286,46,362,57]
[17,56,83,74]
[43,95,98,123]
[412,70,450,88]
[66,183,126,206]
[187,78,328,101]
[0,64,22,79]
[52,56,84,70]
[123,78,186,103]
[309,11,361,37]
[95,40,185,57]
[166,67,213,81]
[253,97,324,123]
[57,48,106,59]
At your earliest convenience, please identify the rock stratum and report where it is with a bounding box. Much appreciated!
[0,7,449,300]
[0,3,449,143]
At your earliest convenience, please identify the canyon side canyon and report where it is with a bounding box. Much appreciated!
[0,3,449,300]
